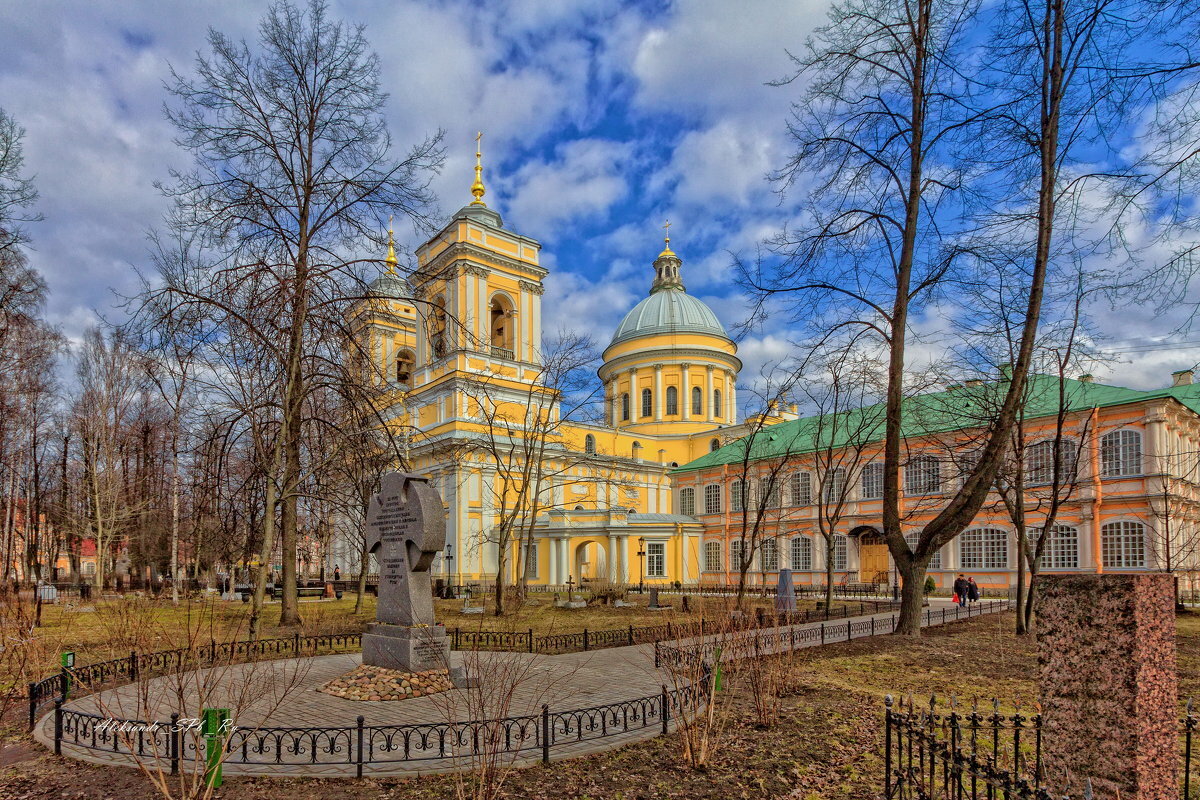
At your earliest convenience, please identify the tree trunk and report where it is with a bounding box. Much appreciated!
[494,540,507,616]
[894,560,928,636]
[354,540,369,615]
[248,480,277,641]
[824,538,835,612]
[170,457,180,605]
[1015,526,1027,635]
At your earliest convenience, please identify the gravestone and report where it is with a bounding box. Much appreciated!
[1037,574,1176,799]
[648,586,669,610]
[361,472,468,685]
[775,568,796,613]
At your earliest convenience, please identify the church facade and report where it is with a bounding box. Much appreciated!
[346,159,745,589]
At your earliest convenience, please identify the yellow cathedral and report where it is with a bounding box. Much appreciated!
[347,146,748,589]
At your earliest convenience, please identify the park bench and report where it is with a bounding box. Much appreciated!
[272,585,326,600]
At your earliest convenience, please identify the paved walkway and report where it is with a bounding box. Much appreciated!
[35,600,1006,777]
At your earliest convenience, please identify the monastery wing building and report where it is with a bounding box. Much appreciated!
[346,157,745,589]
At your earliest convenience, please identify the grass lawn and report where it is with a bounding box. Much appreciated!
[6,605,1180,799]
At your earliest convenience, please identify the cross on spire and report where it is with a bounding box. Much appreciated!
[470,131,486,206]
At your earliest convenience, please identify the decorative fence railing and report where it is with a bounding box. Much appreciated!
[29,599,897,728]
[49,676,712,774]
[654,600,1009,670]
[883,694,1200,798]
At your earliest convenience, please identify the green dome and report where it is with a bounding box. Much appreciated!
[610,287,728,346]
[368,272,412,299]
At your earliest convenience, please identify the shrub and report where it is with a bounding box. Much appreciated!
[924,576,937,595]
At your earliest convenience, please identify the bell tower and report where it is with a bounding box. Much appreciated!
[408,135,548,391]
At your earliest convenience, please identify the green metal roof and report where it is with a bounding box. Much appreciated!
[672,373,1200,473]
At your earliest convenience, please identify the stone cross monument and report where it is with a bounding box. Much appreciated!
[361,472,464,682]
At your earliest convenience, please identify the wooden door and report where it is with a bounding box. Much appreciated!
[859,534,889,583]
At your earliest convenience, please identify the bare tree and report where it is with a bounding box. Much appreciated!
[149,0,443,626]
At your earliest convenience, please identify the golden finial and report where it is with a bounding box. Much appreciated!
[385,214,398,275]
[659,219,674,257]
[470,131,486,206]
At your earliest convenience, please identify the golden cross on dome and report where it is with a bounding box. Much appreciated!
[663,219,671,244]
[385,214,397,274]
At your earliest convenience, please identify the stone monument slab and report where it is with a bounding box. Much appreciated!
[775,568,796,613]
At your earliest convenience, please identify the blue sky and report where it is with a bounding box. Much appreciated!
[1,0,1197,392]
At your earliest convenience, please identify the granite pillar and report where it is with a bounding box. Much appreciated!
[1036,573,1177,799]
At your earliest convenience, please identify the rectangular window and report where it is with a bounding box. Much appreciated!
[861,462,884,500]
[961,529,1008,569]
[790,536,812,570]
[703,540,722,572]
[704,484,722,514]
[822,468,846,504]
[1031,526,1079,570]
[790,472,812,506]
[731,479,747,513]
[1102,521,1146,568]
[761,478,782,509]
[730,539,746,572]
[904,455,941,495]
[1101,430,1142,477]
[646,542,666,578]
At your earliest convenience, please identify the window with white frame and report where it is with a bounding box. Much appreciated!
[730,539,746,572]
[831,534,848,571]
[704,540,722,572]
[905,455,942,495]
[760,538,779,572]
[791,471,812,505]
[1030,525,1079,570]
[821,468,847,504]
[731,479,747,512]
[1025,439,1078,485]
[1102,521,1146,568]
[646,542,666,577]
[666,386,679,415]
[960,528,1009,569]
[584,434,596,455]
[762,478,783,509]
[679,487,696,516]
[861,462,884,500]
[692,386,703,415]
[790,536,813,570]
[1101,430,1142,477]
[641,388,653,418]
[704,484,722,514]
[904,532,941,570]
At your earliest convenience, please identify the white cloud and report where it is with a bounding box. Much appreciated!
[507,139,635,230]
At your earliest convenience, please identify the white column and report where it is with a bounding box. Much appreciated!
[681,363,691,420]
[627,367,639,421]
[618,536,629,582]
[608,534,618,581]
[705,365,715,423]
[530,288,542,364]
[681,529,691,584]
[654,364,663,421]
[610,380,620,426]
[559,538,571,584]
[728,373,737,423]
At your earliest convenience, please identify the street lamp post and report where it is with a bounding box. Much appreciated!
[444,545,454,598]
[637,537,646,594]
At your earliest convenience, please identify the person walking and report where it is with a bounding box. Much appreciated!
[967,577,980,605]
[334,565,341,582]
[953,574,968,608]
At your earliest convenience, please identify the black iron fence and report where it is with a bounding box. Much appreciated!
[883,694,1200,799]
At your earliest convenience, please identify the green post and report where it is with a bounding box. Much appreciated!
[60,651,75,698]
[202,707,230,788]
[712,646,723,693]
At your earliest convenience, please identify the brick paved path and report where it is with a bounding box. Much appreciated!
[34,601,1005,777]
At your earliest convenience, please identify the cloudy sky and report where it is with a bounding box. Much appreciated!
[2,0,1198,393]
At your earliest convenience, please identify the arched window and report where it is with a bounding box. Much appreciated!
[489,294,515,354]
[791,472,812,505]
[730,479,747,512]
[831,535,848,571]
[961,528,1009,569]
[860,462,884,500]
[790,536,812,571]
[760,538,779,572]
[584,434,596,455]
[679,487,696,516]
[1025,439,1078,485]
[821,467,847,504]
[704,540,723,572]
[430,295,447,358]
[713,389,722,419]
[1032,525,1079,570]
[1101,430,1142,477]
[904,532,941,570]
[692,386,702,415]
[703,484,722,514]
[395,349,415,389]
[710,438,720,452]
[641,388,653,417]
[621,393,630,421]
[666,386,678,415]
[904,455,941,495]
[1102,521,1146,568]
[730,539,746,571]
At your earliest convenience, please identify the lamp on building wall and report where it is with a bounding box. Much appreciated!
[637,537,646,593]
